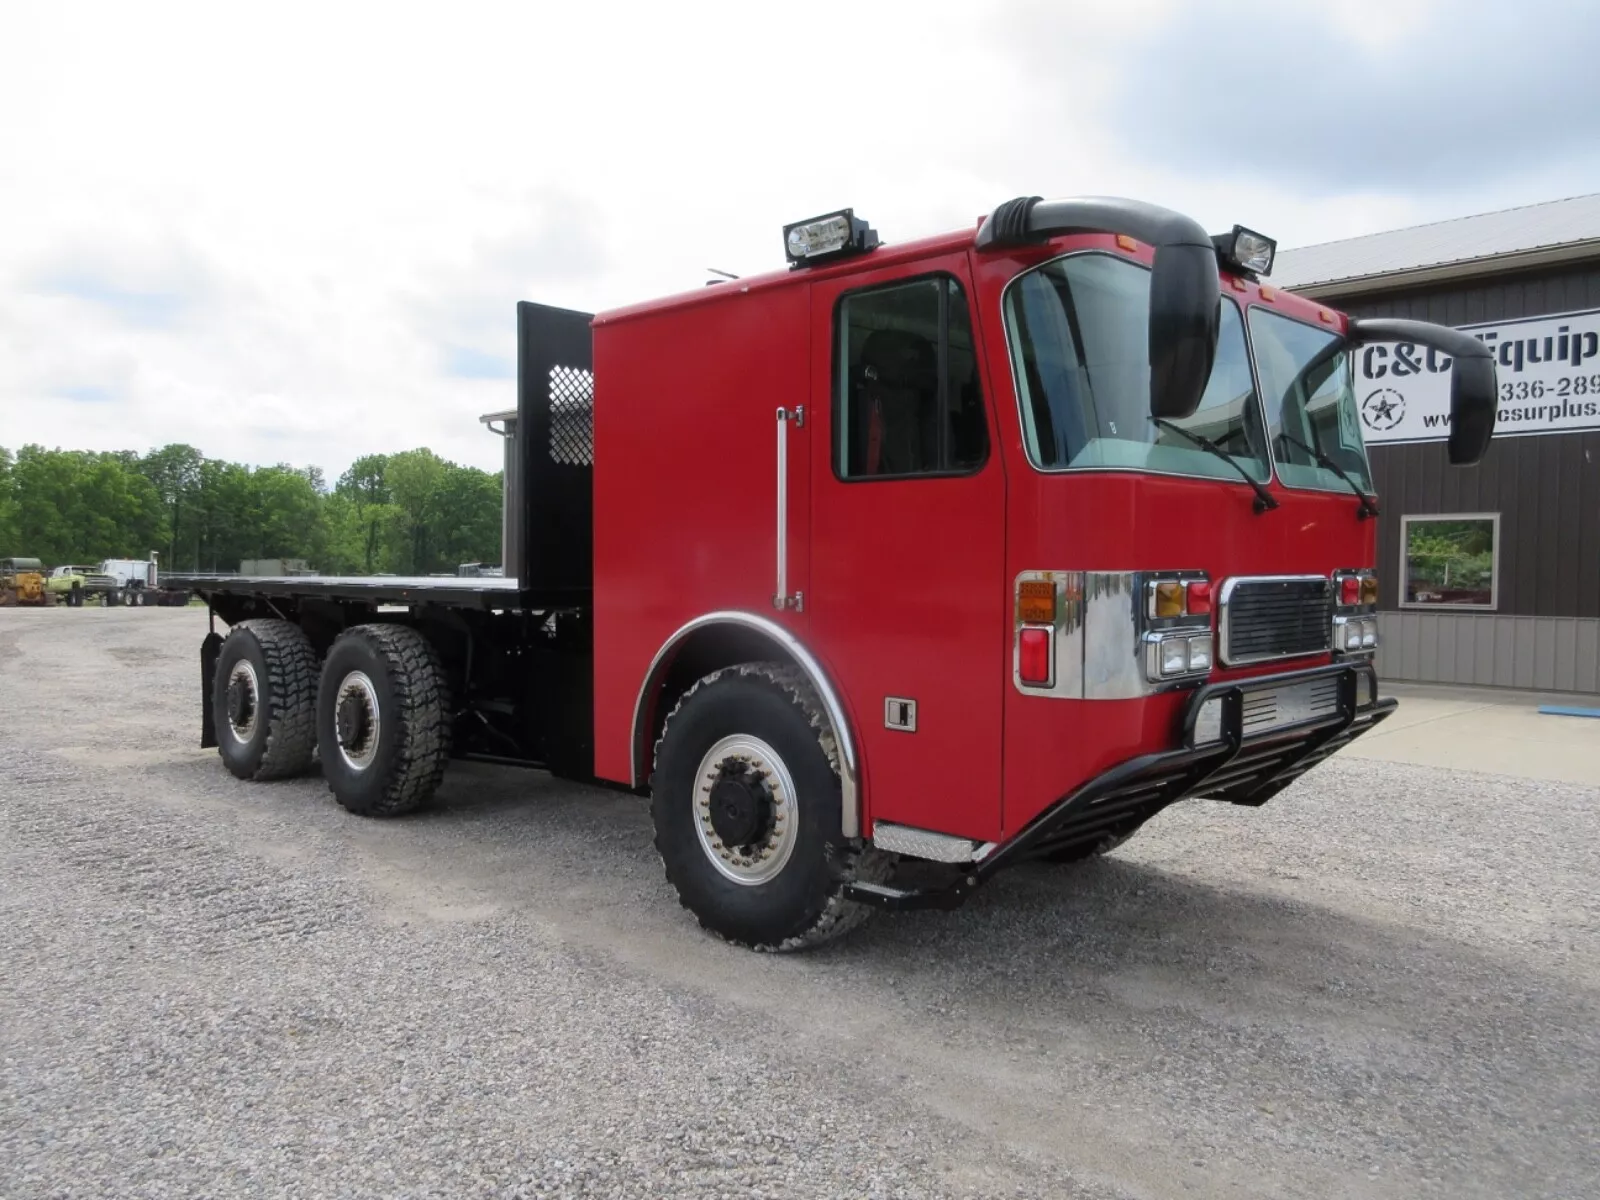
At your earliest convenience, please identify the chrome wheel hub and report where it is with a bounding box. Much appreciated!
[334,671,380,771]
[225,661,260,743]
[693,735,798,886]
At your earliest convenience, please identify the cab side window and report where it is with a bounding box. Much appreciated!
[835,276,988,479]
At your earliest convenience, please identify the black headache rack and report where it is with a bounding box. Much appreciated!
[845,662,1395,912]
[514,300,595,606]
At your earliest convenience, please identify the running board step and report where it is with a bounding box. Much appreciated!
[843,879,972,912]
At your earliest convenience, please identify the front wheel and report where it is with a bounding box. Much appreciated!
[651,663,890,951]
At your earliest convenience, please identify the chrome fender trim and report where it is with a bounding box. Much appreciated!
[630,611,860,839]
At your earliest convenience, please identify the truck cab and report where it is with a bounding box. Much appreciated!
[593,197,1496,920]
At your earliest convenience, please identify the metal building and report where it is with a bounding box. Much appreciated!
[1276,194,1600,693]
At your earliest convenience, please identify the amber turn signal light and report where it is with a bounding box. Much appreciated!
[1151,580,1185,619]
[1018,580,1056,625]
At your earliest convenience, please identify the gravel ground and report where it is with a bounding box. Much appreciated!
[2,607,1597,1200]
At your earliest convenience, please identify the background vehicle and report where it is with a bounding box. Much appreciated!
[172,195,1499,951]
[46,565,117,606]
[0,557,48,607]
[101,555,189,606]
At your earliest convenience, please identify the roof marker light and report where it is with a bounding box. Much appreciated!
[1212,224,1276,278]
[783,209,880,268]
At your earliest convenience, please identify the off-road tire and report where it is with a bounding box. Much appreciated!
[651,662,891,951]
[317,623,450,818]
[212,619,320,781]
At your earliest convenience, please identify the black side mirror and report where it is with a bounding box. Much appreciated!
[1444,353,1497,465]
[1348,318,1498,465]
[1148,242,1220,420]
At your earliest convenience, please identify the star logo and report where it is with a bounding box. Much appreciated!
[1361,387,1406,431]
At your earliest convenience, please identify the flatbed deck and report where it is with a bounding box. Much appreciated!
[171,574,524,610]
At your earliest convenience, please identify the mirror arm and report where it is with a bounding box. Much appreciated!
[976,195,1216,257]
[1346,318,1494,363]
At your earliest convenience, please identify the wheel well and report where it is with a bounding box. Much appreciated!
[637,625,781,781]
[631,616,861,839]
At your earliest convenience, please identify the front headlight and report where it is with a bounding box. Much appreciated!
[1160,637,1189,675]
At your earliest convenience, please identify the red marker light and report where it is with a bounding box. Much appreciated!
[1340,576,1361,606]
[1019,627,1052,685]
[1185,580,1212,615]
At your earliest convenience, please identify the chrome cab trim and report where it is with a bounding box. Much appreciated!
[631,611,861,839]
[1013,569,1211,699]
[1216,573,1331,666]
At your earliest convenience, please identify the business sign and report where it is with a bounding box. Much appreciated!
[1354,306,1600,444]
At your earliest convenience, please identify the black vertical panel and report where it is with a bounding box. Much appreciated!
[1371,448,1402,607]
[1555,435,1583,606]
[1579,434,1600,617]
[1533,436,1563,611]
[516,301,595,603]
[1501,439,1527,613]
[1336,259,1600,619]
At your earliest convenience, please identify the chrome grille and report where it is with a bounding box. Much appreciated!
[1221,577,1332,665]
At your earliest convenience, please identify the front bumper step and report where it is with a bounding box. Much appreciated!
[846,663,1393,912]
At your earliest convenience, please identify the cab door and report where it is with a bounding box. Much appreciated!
[806,257,1008,842]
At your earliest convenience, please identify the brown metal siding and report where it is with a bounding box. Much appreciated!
[1336,260,1600,620]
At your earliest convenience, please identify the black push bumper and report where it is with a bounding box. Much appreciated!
[845,662,1394,912]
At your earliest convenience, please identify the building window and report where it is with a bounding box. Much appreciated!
[1400,514,1500,609]
[834,276,987,480]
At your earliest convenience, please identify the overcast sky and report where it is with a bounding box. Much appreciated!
[4,0,1597,479]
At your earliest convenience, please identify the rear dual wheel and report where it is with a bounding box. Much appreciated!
[316,624,451,818]
[212,620,451,818]
[213,619,320,781]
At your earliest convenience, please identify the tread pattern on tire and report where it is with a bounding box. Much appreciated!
[234,618,320,780]
[652,661,892,952]
[332,623,451,817]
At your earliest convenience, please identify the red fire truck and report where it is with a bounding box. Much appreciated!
[180,195,1498,950]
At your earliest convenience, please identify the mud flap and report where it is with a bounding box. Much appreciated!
[200,632,223,748]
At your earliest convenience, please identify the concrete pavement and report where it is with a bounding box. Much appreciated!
[1345,680,1600,786]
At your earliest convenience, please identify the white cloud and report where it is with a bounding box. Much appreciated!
[1,0,1587,478]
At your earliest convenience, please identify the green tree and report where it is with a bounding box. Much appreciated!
[432,463,503,569]
[333,454,395,573]
[0,447,19,554]
[139,444,204,570]
[384,448,449,574]
[0,440,499,577]
[247,466,327,563]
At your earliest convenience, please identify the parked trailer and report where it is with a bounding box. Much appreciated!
[102,555,189,607]
[172,196,1500,950]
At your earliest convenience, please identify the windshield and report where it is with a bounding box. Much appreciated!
[1004,253,1269,482]
[1248,306,1374,494]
